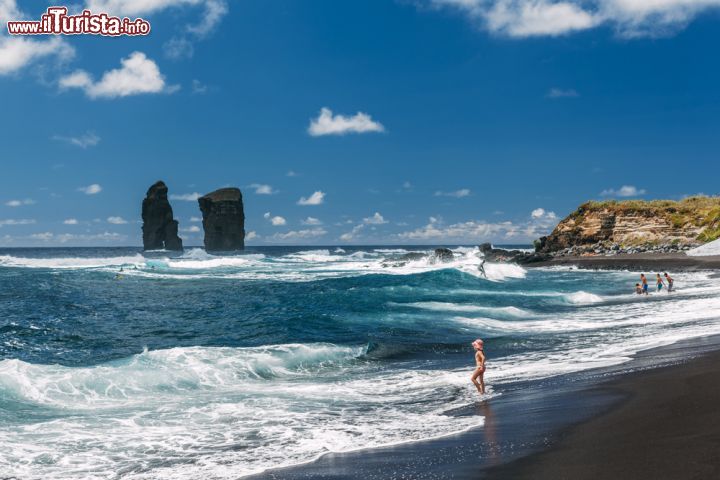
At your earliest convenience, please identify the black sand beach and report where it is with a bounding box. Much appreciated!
[489,347,720,479]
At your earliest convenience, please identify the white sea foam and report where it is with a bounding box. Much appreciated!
[392,301,531,318]
[686,238,720,256]
[0,254,145,269]
[0,344,483,480]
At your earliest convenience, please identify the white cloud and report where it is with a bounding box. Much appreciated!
[249,184,276,195]
[59,52,177,99]
[26,231,127,244]
[531,207,557,219]
[264,212,287,226]
[190,216,202,222]
[107,216,128,224]
[0,218,35,227]
[396,216,514,242]
[287,170,298,177]
[51,131,101,148]
[170,192,202,201]
[434,188,471,198]
[270,228,327,242]
[78,184,102,195]
[245,230,258,240]
[308,108,385,136]
[181,225,201,233]
[301,217,323,226]
[63,218,79,225]
[363,212,388,225]
[427,0,720,38]
[546,88,579,98]
[297,191,325,206]
[0,1,74,76]
[340,224,365,242]
[164,37,194,60]
[5,198,34,207]
[600,185,646,197]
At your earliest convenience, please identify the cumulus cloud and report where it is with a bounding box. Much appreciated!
[249,184,276,195]
[546,87,579,98]
[396,216,513,241]
[181,225,201,233]
[363,212,388,225]
[263,212,287,226]
[189,216,202,222]
[600,185,646,197]
[51,131,101,148]
[308,108,385,136]
[0,1,74,76]
[170,192,202,201]
[0,36,74,76]
[107,216,128,224]
[427,0,720,38]
[297,191,325,206]
[63,218,79,225]
[77,184,102,195]
[25,231,127,244]
[59,52,177,99]
[301,217,323,225]
[245,231,258,240]
[531,207,557,219]
[5,198,34,207]
[434,188,471,198]
[270,228,327,242]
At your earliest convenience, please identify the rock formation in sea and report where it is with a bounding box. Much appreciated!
[198,188,245,252]
[433,248,455,263]
[141,181,183,251]
[535,196,720,256]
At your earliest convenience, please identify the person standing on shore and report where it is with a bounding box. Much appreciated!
[656,273,665,292]
[640,274,649,295]
[471,339,486,395]
[664,272,674,292]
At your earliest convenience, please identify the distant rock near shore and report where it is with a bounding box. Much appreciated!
[479,243,549,265]
[198,188,245,252]
[141,181,183,251]
[535,197,720,257]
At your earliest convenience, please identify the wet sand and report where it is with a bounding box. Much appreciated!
[487,348,720,479]
[531,253,720,271]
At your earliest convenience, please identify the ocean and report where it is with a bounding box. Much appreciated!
[1,245,720,479]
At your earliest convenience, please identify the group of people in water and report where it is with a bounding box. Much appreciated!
[470,271,678,397]
[636,272,674,295]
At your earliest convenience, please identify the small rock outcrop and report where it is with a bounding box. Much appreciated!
[479,243,549,265]
[141,181,183,251]
[433,248,455,263]
[198,188,245,252]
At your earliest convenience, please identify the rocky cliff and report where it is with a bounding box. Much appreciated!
[536,197,720,255]
[141,181,183,251]
[198,188,245,252]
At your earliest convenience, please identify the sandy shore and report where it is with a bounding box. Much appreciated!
[487,348,720,479]
[531,252,720,271]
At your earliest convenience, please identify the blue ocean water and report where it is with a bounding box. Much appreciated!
[1,246,720,479]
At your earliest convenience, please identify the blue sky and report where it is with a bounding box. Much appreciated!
[1,0,720,246]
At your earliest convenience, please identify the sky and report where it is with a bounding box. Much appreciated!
[1,0,720,247]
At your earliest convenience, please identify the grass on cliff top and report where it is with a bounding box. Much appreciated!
[571,196,720,242]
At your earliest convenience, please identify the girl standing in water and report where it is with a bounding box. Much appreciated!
[656,273,665,292]
[471,339,486,395]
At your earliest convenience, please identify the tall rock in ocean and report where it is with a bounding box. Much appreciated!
[198,188,245,252]
[141,181,183,251]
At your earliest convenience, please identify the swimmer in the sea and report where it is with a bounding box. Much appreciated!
[471,338,486,395]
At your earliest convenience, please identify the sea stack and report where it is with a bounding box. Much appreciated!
[141,181,183,251]
[198,188,245,252]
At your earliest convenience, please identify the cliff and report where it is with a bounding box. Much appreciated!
[141,181,183,251]
[198,188,245,252]
[536,196,720,255]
